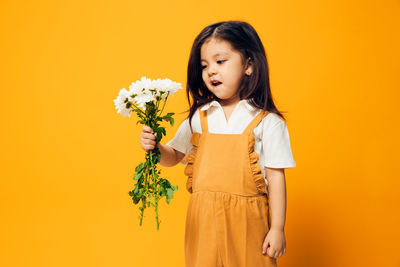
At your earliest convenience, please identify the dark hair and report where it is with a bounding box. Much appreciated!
[182,20,287,133]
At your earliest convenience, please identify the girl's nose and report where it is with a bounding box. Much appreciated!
[207,64,217,76]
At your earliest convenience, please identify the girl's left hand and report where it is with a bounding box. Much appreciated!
[262,228,287,258]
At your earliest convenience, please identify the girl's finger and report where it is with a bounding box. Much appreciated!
[144,133,156,139]
[141,132,154,139]
[142,125,153,133]
[267,247,276,258]
[147,140,156,146]
[144,144,154,150]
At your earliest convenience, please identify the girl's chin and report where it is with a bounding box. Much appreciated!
[209,87,225,95]
[214,94,232,101]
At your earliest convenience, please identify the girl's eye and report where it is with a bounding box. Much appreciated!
[201,60,226,70]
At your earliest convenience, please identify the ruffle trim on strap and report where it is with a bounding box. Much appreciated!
[248,133,267,195]
[183,133,200,194]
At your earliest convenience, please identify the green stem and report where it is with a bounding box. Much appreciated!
[130,102,146,116]
[156,92,169,118]
[139,200,145,226]
[149,149,160,230]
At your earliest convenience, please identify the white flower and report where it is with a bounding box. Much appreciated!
[129,76,153,97]
[153,78,182,101]
[113,88,133,117]
[115,75,182,114]
[134,93,156,111]
[132,76,181,108]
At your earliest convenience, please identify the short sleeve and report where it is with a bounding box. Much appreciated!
[166,118,193,165]
[262,119,296,169]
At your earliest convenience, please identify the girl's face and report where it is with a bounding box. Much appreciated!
[200,38,252,105]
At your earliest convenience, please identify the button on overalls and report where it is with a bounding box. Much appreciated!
[183,108,277,267]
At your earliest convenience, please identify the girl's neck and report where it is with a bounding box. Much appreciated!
[218,95,241,108]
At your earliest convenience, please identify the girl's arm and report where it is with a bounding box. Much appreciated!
[262,166,287,258]
[265,167,287,230]
[156,143,185,167]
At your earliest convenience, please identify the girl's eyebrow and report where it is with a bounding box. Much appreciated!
[201,52,229,62]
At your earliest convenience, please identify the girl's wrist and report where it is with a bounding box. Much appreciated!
[270,226,285,231]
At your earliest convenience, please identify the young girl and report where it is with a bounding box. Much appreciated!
[140,20,296,267]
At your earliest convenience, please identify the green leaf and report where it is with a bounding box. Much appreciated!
[132,194,140,204]
[171,184,178,190]
[133,169,143,180]
[135,162,145,172]
[159,127,166,136]
[158,186,166,197]
[166,188,174,204]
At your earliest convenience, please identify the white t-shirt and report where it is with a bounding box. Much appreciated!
[166,99,296,185]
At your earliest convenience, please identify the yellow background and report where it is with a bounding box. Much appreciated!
[1,0,399,266]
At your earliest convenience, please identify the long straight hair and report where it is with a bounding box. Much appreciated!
[183,20,286,133]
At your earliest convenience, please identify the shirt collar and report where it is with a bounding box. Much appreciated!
[200,98,257,112]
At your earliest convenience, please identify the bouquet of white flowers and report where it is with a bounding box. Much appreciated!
[114,76,182,230]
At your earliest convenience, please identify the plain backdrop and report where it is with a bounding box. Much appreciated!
[1,0,399,266]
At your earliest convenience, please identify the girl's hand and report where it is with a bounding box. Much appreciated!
[140,125,157,152]
[262,228,287,258]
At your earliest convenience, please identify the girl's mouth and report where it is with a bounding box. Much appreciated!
[211,81,222,87]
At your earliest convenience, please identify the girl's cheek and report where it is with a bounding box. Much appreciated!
[202,73,207,83]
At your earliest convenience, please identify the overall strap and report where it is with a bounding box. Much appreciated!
[242,110,269,136]
[199,109,209,133]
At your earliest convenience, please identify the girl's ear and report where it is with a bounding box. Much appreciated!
[244,57,253,76]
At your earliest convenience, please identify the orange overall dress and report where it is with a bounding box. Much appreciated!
[183,108,277,267]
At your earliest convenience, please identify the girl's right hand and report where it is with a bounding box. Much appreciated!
[140,125,157,152]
